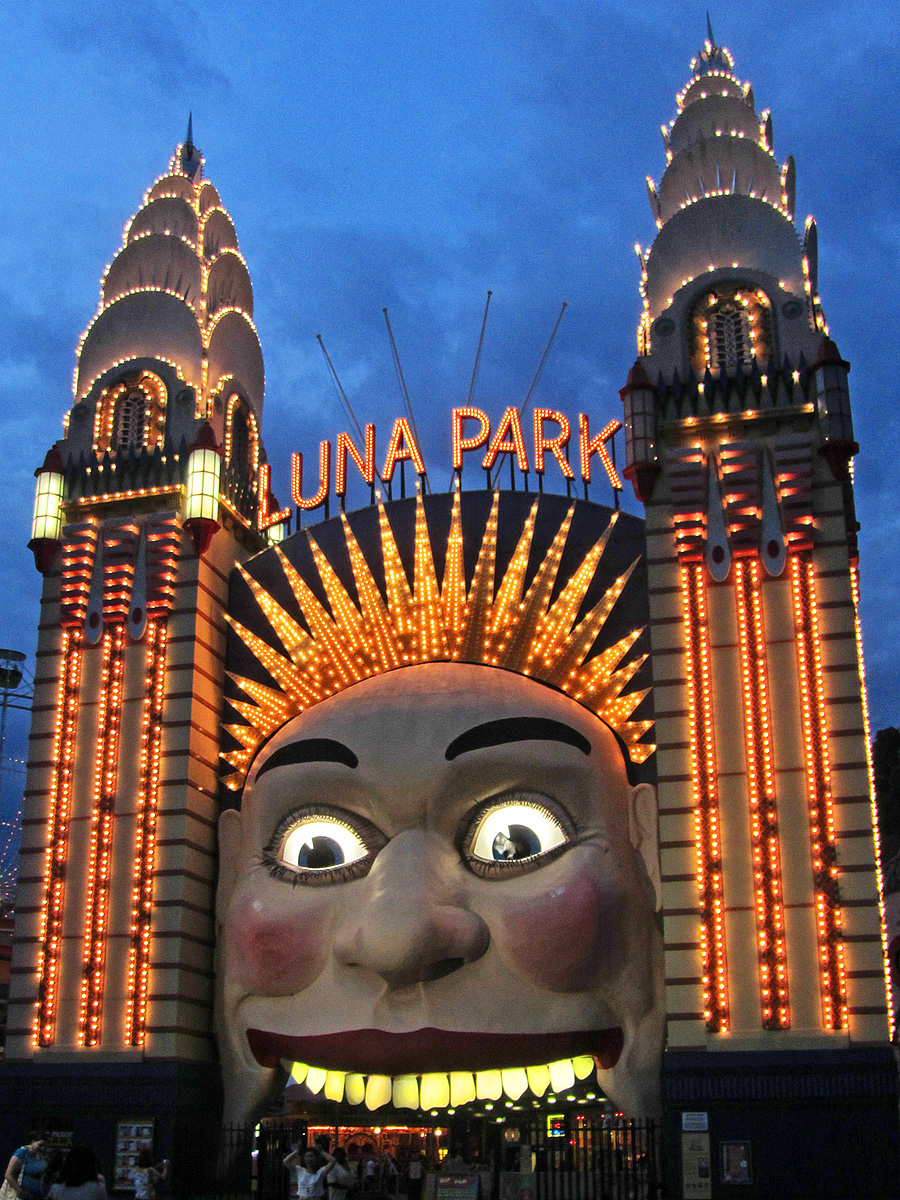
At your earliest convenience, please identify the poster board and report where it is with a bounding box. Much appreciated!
[113,1118,154,1191]
[435,1176,480,1200]
[721,1141,752,1185]
[681,1131,712,1200]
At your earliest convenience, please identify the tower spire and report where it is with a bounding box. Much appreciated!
[180,113,201,180]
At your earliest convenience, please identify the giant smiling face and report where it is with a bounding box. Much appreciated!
[215,662,664,1123]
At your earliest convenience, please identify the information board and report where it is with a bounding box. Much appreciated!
[681,1131,712,1200]
[113,1118,154,1191]
[721,1141,752,1185]
[435,1176,480,1200]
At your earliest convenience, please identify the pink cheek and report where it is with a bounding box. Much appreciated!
[498,869,627,992]
[229,895,330,995]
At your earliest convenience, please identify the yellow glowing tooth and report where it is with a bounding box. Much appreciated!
[419,1073,450,1109]
[365,1075,392,1111]
[325,1070,346,1102]
[526,1064,551,1097]
[291,1062,309,1085]
[573,1056,595,1081]
[345,1074,366,1106]
[393,1076,420,1110]
[306,1066,327,1095]
[548,1059,575,1092]
[475,1070,503,1100]
[501,1068,528,1100]
[449,1072,476,1106]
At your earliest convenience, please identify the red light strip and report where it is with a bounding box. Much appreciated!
[34,629,83,1046]
[790,554,847,1029]
[734,559,790,1028]
[79,624,126,1046]
[124,619,167,1046]
[681,563,729,1031]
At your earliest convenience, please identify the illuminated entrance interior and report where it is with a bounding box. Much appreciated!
[284,1071,617,1168]
[307,1125,440,1167]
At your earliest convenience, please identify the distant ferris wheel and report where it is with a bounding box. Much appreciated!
[0,649,33,911]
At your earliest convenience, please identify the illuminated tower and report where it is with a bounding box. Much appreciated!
[624,29,897,1192]
[3,126,279,1179]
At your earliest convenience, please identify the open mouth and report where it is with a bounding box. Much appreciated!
[248,1026,623,1111]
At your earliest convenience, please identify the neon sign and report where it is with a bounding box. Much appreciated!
[258,406,622,530]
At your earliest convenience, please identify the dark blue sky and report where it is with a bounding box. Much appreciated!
[0,1,896,842]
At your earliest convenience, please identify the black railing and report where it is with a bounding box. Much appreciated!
[220,460,259,526]
[61,444,261,528]
[65,444,185,502]
[522,1115,663,1200]
[195,1118,663,1200]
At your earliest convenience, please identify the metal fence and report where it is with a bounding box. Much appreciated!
[196,1116,662,1200]
[521,1115,663,1200]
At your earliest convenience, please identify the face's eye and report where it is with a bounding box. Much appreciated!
[465,796,571,877]
[264,808,385,885]
[281,818,368,870]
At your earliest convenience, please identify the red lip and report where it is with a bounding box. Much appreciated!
[247,1026,623,1075]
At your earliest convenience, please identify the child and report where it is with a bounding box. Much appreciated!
[130,1151,167,1200]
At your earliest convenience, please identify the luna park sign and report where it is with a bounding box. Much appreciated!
[256,406,623,530]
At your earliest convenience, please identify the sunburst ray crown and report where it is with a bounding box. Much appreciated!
[223,488,654,789]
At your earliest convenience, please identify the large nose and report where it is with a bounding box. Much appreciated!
[333,829,489,990]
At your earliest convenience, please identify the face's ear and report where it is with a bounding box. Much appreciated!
[217,807,244,925]
[627,782,661,912]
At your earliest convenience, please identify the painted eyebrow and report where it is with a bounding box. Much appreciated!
[254,738,359,779]
[444,717,592,761]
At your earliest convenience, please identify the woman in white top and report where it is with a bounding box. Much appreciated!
[327,1149,355,1200]
[47,1148,106,1200]
[130,1149,167,1200]
[283,1146,335,1200]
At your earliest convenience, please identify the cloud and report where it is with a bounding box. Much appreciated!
[42,0,231,99]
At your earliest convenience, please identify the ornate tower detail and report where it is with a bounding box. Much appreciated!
[626,30,887,1062]
[7,128,275,1174]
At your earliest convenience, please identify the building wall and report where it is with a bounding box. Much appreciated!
[6,519,248,1065]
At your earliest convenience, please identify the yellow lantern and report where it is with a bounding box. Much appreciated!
[29,447,65,574]
[183,423,222,556]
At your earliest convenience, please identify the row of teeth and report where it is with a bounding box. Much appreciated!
[287,1056,597,1110]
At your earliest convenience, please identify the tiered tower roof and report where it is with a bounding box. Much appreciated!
[73,122,264,421]
[639,27,818,345]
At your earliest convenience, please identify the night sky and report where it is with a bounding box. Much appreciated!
[0,1,896,864]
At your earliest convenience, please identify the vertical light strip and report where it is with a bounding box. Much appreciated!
[34,630,84,1046]
[79,624,126,1046]
[681,562,729,1031]
[849,561,892,1036]
[790,554,847,1029]
[734,559,790,1028]
[125,619,167,1046]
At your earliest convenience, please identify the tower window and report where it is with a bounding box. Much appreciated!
[230,409,250,482]
[93,371,167,455]
[224,394,259,488]
[709,305,752,370]
[691,287,773,375]
[115,390,147,449]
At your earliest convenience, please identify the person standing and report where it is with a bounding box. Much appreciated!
[284,1147,336,1200]
[364,1158,377,1192]
[129,1150,167,1200]
[4,1140,49,1200]
[46,1148,106,1200]
[327,1149,354,1200]
[406,1154,423,1200]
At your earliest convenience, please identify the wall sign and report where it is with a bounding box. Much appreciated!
[259,407,623,528]
[681,1131,712,1200]
[113,1118,154,1191]
[721,1141,752,1185]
